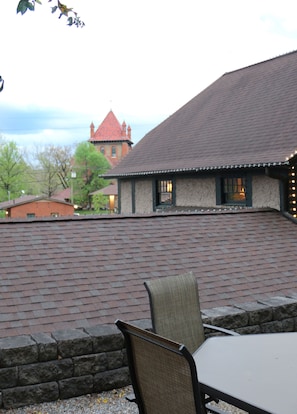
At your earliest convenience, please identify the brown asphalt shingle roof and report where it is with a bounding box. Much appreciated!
[105,50,297,178]
[0,209,297,338]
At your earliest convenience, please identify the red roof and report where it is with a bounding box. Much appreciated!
[90,110,129,142]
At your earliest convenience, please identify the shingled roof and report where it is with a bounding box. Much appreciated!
[105,50,297,178]
[1,209,297,338]
[89,110,130,142]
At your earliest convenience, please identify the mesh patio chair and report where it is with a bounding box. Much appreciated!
[116,319,227,414]
[144,272,239,354]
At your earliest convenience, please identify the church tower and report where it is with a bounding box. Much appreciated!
[89,111,133,167]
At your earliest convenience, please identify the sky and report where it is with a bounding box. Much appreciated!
[1,1,297,153]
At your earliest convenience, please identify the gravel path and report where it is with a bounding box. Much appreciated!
[2,386,246,413]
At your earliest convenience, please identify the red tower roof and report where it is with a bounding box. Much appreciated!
[90,110,131,141]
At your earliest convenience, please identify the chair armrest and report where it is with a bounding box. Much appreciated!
[203,323,240,336]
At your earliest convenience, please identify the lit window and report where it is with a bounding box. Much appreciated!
[157,180,173,206]
[222,177,246,205]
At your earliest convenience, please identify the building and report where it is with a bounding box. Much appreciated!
[0,196,74,218]
[89,181,118,212]
[104,51,297,216]
[89,110,133,167]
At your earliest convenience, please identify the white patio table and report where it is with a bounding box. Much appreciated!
[193,332,297,414]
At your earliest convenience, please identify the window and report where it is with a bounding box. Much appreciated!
[156,180,173,206]
[51,212,59,217]
[111,146,116,158]
[222,177,246,204]
[27,213,35,218]
[100,146,105,155]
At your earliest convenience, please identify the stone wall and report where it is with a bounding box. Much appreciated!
[1,296,297,409]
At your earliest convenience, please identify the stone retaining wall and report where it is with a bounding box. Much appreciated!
[1,295,297,409]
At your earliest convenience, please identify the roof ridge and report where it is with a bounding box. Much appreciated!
[223,49,297,77]
[0,207,277,225]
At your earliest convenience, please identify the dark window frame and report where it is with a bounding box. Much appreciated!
[216,174,252,207]
[154,179,175,209]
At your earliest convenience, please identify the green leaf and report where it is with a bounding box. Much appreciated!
[17,0,30,15]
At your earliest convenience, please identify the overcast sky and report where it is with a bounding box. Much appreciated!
[1,0,297,151]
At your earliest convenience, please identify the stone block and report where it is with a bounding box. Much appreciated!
[282,318,295,332]
[59,375,93,399]
[94,367,130,392]
[52,329,92,358]
[0,367,18,388]
[236,325,261,335]
[106,350,124,370]
[18,359,73,386]
[31,332,58,361]
[259,297,297,320]
[2,382,59,409]
[261,320,283,333]
[0,336,38,368]
[235,301,272,325]
[73,353,107,376]
[202,306,248,329]
[85,324,124,353]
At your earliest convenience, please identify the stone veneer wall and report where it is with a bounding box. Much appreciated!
[1,295,297,409]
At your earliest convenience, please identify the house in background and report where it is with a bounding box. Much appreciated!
[89,110,133,168]
[54,188,71,203]
[0,196,74,218]
[90,181,118,212]
[104,50,297,218]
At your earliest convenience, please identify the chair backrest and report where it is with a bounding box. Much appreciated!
[116,319,204,414]
[144,272,205,354]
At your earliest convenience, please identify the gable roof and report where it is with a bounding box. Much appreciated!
[90,181,118,196]
[0,209,297,338]
[0,196,72,210]
[105,50,297,178]
[0,195,37,210]
[90,110,129,142]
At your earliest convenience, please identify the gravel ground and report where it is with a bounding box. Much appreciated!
[2,386,246,414]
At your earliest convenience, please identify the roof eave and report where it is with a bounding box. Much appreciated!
[103,161,289,179]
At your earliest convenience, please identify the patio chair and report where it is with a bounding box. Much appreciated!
[115,319,227,414]
[144,272,239,354]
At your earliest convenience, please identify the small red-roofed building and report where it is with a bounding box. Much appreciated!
[0,196,74,219]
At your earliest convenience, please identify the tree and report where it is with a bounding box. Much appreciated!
[0,141,29,201]
[34,144,73,197]
[17,0,84,27]
[72,142,111,208]
[92,193,109,212]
